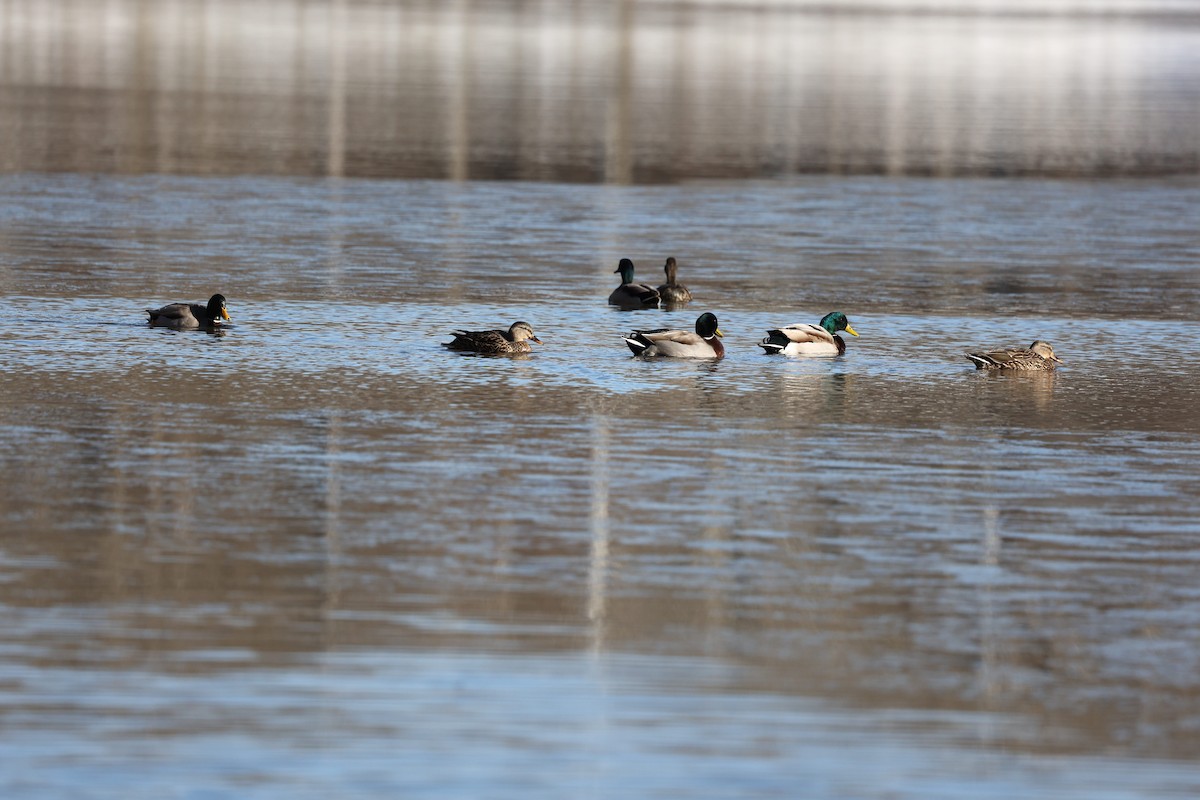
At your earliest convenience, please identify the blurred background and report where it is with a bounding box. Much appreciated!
[2,0,1198,183]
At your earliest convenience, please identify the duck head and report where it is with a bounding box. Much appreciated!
[510,321,542,344]
[207,294,231,322]
[1030,340,1062,363]
[695,312,723,340]
[819,311,857,338]
[614,258,637,285]
[663,257,678,284]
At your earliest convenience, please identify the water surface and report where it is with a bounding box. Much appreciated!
[2,173,1200,797]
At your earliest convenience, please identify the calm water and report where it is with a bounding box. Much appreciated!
[3,0,1200,796]
[2,172,1199,797]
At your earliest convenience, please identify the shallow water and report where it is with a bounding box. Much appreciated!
[2,172,1200,797]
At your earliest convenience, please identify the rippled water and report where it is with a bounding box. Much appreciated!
[2,172,1199,797]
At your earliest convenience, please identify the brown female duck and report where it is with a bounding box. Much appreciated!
[965,340,1063,370]
[656,257,693,306]
[445,321,543,354]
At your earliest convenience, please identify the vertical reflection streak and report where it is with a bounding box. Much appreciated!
[587,413,610,656]
[446,0,471,181]
[321,412,344,630]
[977,505,1001,747]
[605,0,633,184]
[1,3,1195,179]
[327,0,346,177]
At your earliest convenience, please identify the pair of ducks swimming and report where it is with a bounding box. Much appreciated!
[608,257,692,308]
[147,286,1063,371]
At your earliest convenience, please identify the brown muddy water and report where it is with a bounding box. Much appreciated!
[3,2,1200,799]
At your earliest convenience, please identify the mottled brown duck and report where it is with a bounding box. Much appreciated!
[445,321,543,354]
[965,340,1063,370]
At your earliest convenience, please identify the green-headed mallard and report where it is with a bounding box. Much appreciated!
[146,294,230,329]
[609,258,661,309]
[656,257,693,306]
[623,312,724,358]
[759,311,858,356]
[445,321,543,354]
[965,340,1063,370]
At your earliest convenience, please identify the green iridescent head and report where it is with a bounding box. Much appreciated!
[819,311,857,337]
[614,258,637,285]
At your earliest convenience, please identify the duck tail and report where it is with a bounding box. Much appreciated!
[759,330,787,354]
[964,353,993,369]
[623,334,651,356]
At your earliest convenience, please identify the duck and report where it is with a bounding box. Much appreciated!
[759,311,858,356]
[444,321,543,354]
[146,293,230,329]
[623,312,724,358]
[656,257,693,306]
[609,258,661,309]
[965,340,1063,370]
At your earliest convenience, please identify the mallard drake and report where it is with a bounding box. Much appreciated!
[623,312,724,358]
[759,311,858,356]
[656,257,693,306]
[146,294,230,329]
[609,258,661,309]
[965,340,1063,370]
[444,321,543,354]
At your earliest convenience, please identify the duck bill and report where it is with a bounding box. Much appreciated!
[530,336,543,345]
[220,308,232,321]
[714,328,724,338]
[1052,354,1064,363]
[844,324,859,337]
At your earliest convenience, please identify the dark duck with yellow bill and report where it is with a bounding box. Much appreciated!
[146,293,231,329]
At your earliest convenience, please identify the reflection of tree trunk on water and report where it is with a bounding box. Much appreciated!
[448,0,473,181]
[327,0,347,177]
[125,0,156,173]
[588,413,611,656]
[605,0,634,185]
[2,1,1195,180]
[318,410,345,654]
